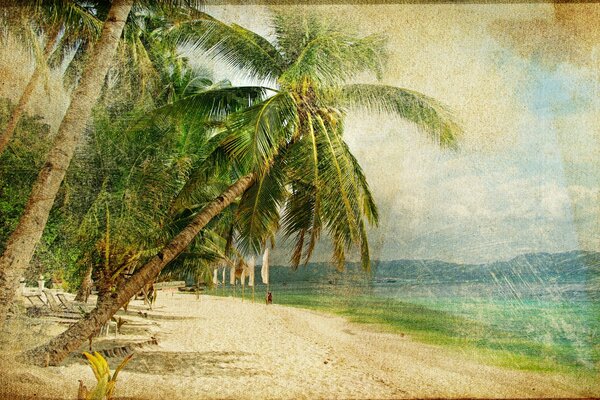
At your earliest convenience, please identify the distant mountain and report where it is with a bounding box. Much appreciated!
[372,250,600,284]
[269,250,600,286]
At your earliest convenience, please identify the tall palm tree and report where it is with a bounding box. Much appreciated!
[0,0,132,327]
[170,11,460,271]
[0,1,102,155]
[65,12,248,305]
[70,77,249,307]
[0,0,202,327]
[25,11,461,366]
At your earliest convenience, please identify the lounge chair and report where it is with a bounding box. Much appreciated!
[24,293,47,307]
[43,289,84,318]
[22,293,77,320]
[56,293,92,313]
[56,293,76,310]
[49,292,119,337]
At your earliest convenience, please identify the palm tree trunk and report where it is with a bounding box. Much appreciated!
[0,0,134,327]
[24,173,255,366]
[0,27,60,155]
[74,264,93,303]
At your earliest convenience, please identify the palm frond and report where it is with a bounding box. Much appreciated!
[281,179,319,268]
[149,85,272,124]
[161,243,225,281]
[235,154,289,254]
[357,217,371,272]
[58,38,90,89]
[317,114,360,242]
[48,1,102,40]
[300,112,374,270]
[27,23,49,80]
[168,12,284,82]
[328,122,376,271]
[285,33,386,88]
[220,92,298,171]
[275,11,386,88]
[279,127,323,268]
[333,130,379,226]
[340,84,461,148]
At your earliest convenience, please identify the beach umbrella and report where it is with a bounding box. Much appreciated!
[248,256,255,302]
[212,268,219,286]
[261,247,269,285]
[222,267,226,294]
[230,264,237,297]
[240,264,246,302]
[248,256,255,287]
[229,265,236,285]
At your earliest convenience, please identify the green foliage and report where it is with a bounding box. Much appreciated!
[1,1,102,93]
[0,7,461,297]
[59,13,260,291]
[0,7,244,293]
[338,84,460,149]
[170,12,286,82]
[0,99,50,232]
[0,98,61,283]
[164,10,461,270]
[0,98,90,287]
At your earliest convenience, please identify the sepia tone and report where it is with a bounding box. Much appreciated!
[0,1,598,399]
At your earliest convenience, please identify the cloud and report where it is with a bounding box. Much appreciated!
[489,3,600,69]
[2,4,596,265]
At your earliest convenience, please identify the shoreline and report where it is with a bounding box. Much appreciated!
[214,286,599,375]
[1,293,598,399]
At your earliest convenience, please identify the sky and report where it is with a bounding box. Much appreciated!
[1,3,598,265]
[203,3,599,264]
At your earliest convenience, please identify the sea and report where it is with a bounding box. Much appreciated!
[233,251,600,372]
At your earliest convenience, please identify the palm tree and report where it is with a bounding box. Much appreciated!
[0,0,202,327]
[172,11,460,270]
[25,11,460,366]
[0,0,132,327]
[65,15,247,305]
[0,1,101,155]
[70,77,247,307]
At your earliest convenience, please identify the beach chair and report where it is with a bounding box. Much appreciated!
[43,289,66,312]
[43,289,83,318]
[56,293,76,311]
[24,293,47,307]
[22,292,77,320]
[152,280,186,305]
[56,293,91,313]
[23,294,48,318]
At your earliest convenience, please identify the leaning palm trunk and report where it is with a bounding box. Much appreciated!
[0,0,134,326]
[74,264,93,303]
[25,173,255,366]
[0,28,60,155]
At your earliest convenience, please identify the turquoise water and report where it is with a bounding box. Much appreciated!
[372,282,599,370]
[220,264,599,372]
[213,252,599,372]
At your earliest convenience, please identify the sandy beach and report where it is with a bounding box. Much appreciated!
[1,292,598,399]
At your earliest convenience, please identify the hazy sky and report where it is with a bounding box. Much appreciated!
[1,4,598,265]
[204,3,599,264]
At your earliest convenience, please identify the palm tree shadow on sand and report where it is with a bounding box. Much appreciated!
[67,350,264,377]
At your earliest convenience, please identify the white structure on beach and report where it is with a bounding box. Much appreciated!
[261,247,269,285]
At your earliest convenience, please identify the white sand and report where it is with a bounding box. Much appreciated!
[1,293,598,399]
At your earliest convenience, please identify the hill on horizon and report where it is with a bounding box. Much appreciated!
[268,250,600,290]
